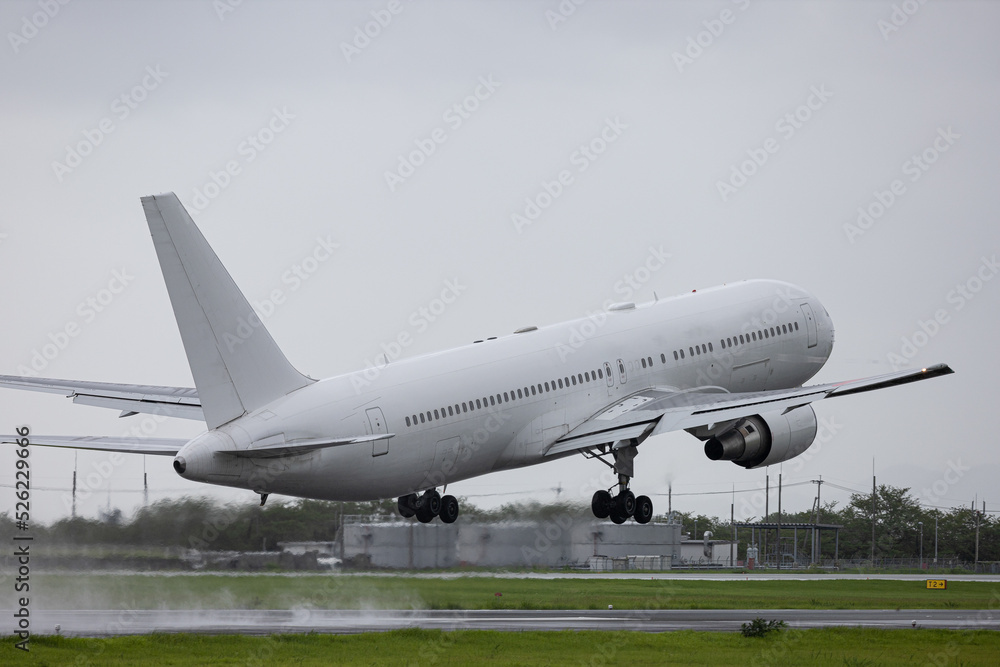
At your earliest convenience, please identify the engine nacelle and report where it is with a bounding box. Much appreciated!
[703,405,817,469]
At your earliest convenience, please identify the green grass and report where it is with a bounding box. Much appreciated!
[3,629,1000,665]
[31,574,1000,611]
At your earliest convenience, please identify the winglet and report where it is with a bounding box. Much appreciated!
[141,193,314,429]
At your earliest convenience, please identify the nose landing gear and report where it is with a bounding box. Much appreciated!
[397,489,460,524]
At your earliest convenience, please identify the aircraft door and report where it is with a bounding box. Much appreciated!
[366,407,389,457]
[800,303,818,348]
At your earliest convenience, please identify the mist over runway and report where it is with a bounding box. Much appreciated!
[16,608,1000,637]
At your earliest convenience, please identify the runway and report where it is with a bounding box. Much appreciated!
[21,608,1000,636]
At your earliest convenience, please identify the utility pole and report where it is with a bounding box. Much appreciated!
[975,501,982,571]
[764,472,769,567]
[72,452,78,518]
[934,515,938,565]
[871,467,876,565]
[777,472,782,570]
[812,477,824,565]
[918,521,923,570]
[730,498,735,568]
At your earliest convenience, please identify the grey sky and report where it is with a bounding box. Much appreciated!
[1,0,997,524]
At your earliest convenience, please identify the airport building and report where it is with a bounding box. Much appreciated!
[334,518,735,569]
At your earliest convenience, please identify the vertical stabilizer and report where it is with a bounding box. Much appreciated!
[141,193,313,429]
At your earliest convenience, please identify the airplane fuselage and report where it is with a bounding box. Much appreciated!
[177,279,835,501]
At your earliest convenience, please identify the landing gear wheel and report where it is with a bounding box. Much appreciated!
[609,507,628,524]
[633,495,653,524]
[420,489,442,515]
[416,504,435,523]
[615,490,636,518]
[591,490,613,519]
[439,495,460,524]
[397,494,418,518]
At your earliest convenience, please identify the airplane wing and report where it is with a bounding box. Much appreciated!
[0,375,203,421]
[545,363,953,457]
[0,434,187,456]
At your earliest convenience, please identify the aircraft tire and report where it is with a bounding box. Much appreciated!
[397,494,418,518]
[439,495,460,523]
[591,490,613,519]
[615,490,636,518]
[634,495,653,524]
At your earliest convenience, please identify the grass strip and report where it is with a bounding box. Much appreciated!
[3,628,999,666]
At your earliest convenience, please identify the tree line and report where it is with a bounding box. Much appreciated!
[1,485,995,561]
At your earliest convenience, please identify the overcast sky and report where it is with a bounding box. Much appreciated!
[1,0,998,525]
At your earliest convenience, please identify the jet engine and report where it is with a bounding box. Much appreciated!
[703,405,817,469]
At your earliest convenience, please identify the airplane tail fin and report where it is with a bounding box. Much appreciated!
[140,193,314,429]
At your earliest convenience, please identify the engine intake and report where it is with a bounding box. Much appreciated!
[703,405,817,469]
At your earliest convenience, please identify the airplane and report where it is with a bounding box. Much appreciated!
[1,193,953,524]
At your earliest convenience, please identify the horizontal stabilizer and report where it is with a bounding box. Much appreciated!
[0,435,187,456]
[0,374,203,421]
[227,434,395,459]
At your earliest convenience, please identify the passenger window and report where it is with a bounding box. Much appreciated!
[434,409,440,420]
[544,382,550,391]
[462,403,468,413]
[673,351,678,360]
[648,357,653,367]
[475,399,482,409]
[597,368,603,379]
[405,416,411,427]
[660,354,666,363]
[795,322,799,330]
[419,413,426,423]
[558,379,564,389]
[708,343,713,352]
[489,396,496,406]
[496,394,502,404]
[641,358,646,369]
[689,347,694,356]
[447,406,453,416]
[680,349,685,359]
[585,371,591,382]
[503,392,509,402]
[577,374,583,384]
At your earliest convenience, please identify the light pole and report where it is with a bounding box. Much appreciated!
[934,515,938,565]
[918,521,923,570]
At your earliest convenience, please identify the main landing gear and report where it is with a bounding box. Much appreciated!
[397,489,460,524]
[587,440,654,524]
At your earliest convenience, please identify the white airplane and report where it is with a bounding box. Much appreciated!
[2,193,952,524]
